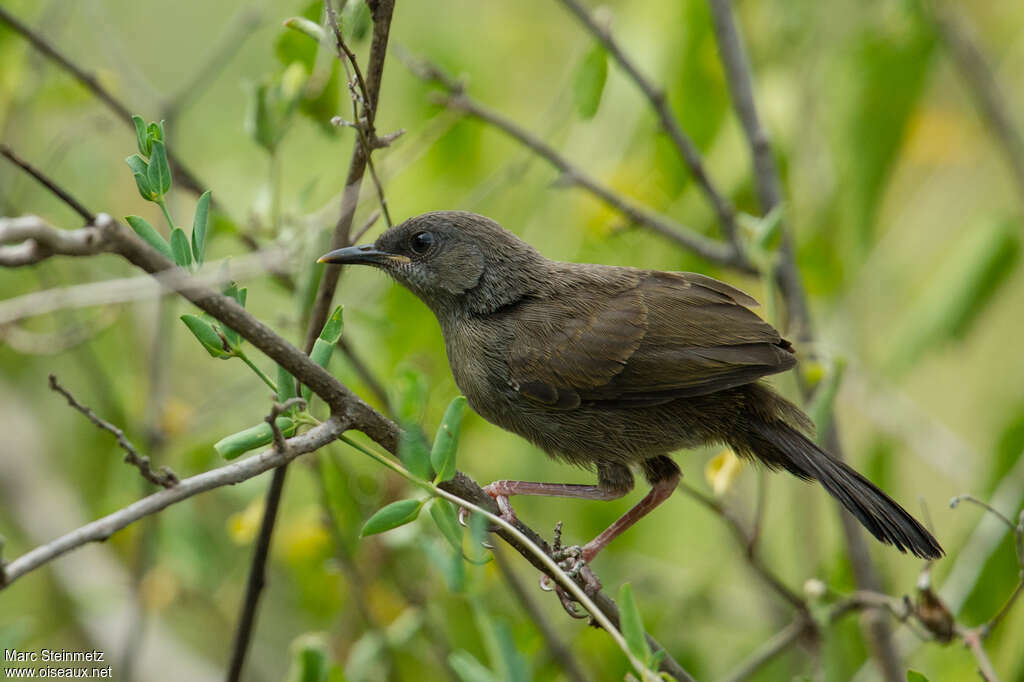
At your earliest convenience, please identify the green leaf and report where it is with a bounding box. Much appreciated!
[302,338,335,403]
[181,314,230,358]
[146,120,165,146]
[277,365,298,403]
[125,215,173,261]
[342,0,371,42]
[448,651,499,682]
[170,227,193,267]
[285,633,330,682]
[399,427,432,481]
[431,396,466,482]
[283,16,327,44]
[906,672,930,682]
[572,44,607,119]
[806,358,846,437]
[147,140,172,196]
[125,154,148,176]
[214,417,295,459]
[467,509,492,564]
[618,583,651,662]
[275,0,321,70]
[490,619,529,682]
[360,499,423,537]
[392,367,428,423]
[319,305,345,344]
[191,190,211,265]
[126,155,154,200]
[246,80,283,153]
[888,219,1020,373]
[429,499,463,550]
[132,115,148,155]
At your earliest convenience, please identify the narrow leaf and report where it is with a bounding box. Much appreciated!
[125,153,149,176]
[572,44,608,119]
[302,337,335,403]
[319,305,345,344]
[283,16,327,44]
[170,228,193,267]
[125,215,173,261]
[214,417,295,459]
[360,499,423,537]
[277,365,298,403]
[447,651,500,682]
[399,427,433,480]
[191,190,211,265]
[429,499,463,550]
[617,583,651,662]
[181,314,230,358]
[285,633,329,682]
[148,139,172,195]
[132,115,148,155]
[431,396,466,481]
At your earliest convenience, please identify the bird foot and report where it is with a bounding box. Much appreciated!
[539,521,602,619]
[458,482,519,528]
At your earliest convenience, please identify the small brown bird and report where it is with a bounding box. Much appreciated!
[320,211,943,563]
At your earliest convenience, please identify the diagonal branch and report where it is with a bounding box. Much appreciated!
[1,145,94,222]
[556,0,742,249]
[48,374,179,488]
[405,56,748,271]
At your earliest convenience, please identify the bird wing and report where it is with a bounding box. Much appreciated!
[507,271,796,409]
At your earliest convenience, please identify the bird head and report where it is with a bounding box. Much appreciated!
[318,211,545,317]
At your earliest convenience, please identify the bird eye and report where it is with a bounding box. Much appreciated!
[410,231,434,254]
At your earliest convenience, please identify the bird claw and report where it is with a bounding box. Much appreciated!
[541,521,602,618]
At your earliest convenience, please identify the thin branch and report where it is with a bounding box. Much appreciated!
[679,481,806,611]
[0,6,209,198]
[719,617,809,682]
[0,416,347,588]
[925,0,1024,210]
[706,3,902,679]
[1,145,94,221]
[556,0,742,250]
[405,56,748,271]
[304,0,397,353]
[958,627,1000,682]
[47,374,179,488]
[493,546,590,682]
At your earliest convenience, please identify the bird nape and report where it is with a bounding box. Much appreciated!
[320,210,943,572]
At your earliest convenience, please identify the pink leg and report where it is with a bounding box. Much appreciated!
[579,469,681,562]
[477,480,628,525]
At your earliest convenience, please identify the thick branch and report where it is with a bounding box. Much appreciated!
[0,215,107,266]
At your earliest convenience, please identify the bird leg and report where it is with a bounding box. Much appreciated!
[460,480,628,527]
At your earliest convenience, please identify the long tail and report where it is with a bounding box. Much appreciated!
[730,391,943,559]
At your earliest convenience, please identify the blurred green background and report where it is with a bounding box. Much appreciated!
[1,0,1023,680]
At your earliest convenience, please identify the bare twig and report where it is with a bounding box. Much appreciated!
[556,0,742,250]
[679,481,806,611]
[47,374,179,488]
[707,3,903,679]
[0,215,106,267]
[925,0,1024,210]
[0,145,94,221]
[0,416,349,588]
[405,56,747,271]
[719,617,810,682]
[493,546,590,682]
[959,627,999,682]
[0,6,209,198]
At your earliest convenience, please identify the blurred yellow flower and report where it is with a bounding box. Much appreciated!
[705,449,744,496]
[227,499,264,545]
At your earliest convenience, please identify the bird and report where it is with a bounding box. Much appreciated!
[319,211,943,567]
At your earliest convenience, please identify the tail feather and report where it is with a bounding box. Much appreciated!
[734,418,944,560]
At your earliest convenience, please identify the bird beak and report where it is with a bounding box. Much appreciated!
[317,244,410,266]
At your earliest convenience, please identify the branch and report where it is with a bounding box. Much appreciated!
[556,0,742,249]
[304,0,397,353]
[0,215,107,266]
[925,1,1024,210]
[48,374,179,488]
[404,56,750,272]
[0,6,209,198]
[1,144,94,221]
[706,3,903,679]
[719,617,810,682]
[0,415,348,588]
